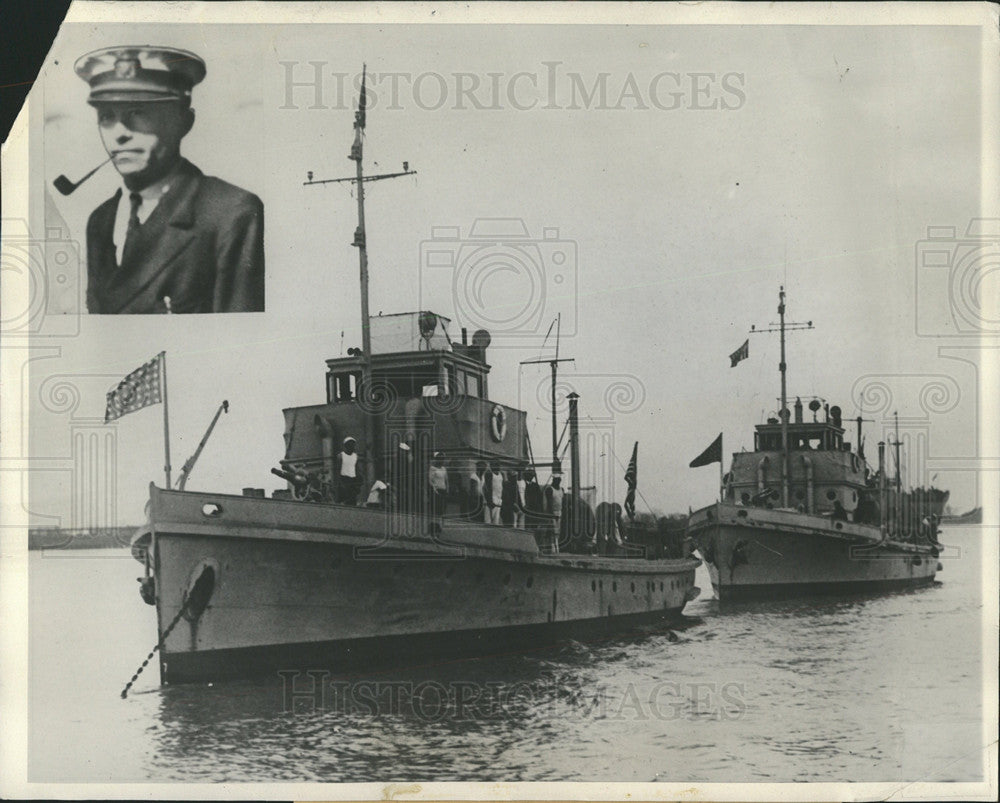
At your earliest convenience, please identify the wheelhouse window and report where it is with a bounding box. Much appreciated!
[466,372,482,397]
[328,372,360,402]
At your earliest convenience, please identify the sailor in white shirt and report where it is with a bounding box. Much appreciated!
[337,436,361,505]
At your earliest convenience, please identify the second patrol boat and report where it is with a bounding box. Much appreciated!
[686,288,945,601]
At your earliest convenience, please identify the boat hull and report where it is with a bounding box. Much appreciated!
[139,486,701,684]
[687,503,939,602]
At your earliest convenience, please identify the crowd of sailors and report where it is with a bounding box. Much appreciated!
[318,436,689,558]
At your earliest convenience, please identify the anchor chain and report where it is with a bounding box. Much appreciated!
[120,567,212,698]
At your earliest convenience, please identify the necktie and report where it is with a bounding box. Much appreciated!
[120,192,142,267]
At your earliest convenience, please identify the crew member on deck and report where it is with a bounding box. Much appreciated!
[484,461,504,525]
[75,46,264,313]
[523,470,544,533]
[366,478,390,509]
[337,437,361,505]
[469,462,487,523]
[544,475,565,554]
[515,469,527,529]
[500,470,519,526]
[428,452,449,520]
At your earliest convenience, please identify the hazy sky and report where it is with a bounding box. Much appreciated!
[26,20,987,527]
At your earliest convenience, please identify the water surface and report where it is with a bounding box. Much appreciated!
[28,528,985,783]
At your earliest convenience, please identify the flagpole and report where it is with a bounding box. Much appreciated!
[718,432,724,502]
[160,351,171,488]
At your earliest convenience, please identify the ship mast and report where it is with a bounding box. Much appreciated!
[304,65,417,487]
[750,286,813,508]
[893,410,902,537]
[520,313,574,474]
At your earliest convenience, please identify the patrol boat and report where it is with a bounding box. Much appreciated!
[686,288,945,602]
[128,71,700,685]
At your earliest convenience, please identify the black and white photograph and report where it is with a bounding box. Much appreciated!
[1,2,997,800]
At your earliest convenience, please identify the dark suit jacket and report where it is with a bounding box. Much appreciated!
[86,159,264,313]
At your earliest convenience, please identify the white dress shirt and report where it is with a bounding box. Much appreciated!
[112,173,176,265]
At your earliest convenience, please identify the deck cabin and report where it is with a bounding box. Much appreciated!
[279,311,529,505]
[725,401,869,518]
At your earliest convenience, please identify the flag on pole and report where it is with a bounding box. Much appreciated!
[689,433,723,468]
[729,339,749,367]
[623,441,638,519]
[104,354,163,423]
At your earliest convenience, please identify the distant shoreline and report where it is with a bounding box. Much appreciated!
[28,528,137,551]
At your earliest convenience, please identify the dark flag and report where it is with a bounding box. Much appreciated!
[104,354,163,423]
[689,433,723,468]
[623,441,638,519]
[729,338,749,367]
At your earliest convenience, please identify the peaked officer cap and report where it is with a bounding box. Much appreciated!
[75,46,206,104]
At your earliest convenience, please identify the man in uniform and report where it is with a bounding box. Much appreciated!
[75,46,264,313]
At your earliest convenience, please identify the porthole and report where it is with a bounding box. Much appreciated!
[201,503,222,517]
[826,489,837,501]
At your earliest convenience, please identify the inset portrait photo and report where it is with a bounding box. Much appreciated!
[44,31,265,314]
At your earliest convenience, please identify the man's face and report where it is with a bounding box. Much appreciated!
[96,102,191,187]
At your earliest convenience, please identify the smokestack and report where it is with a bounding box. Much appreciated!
[830,405,842,429]
[461,327,468,346]
[794,397,803,424]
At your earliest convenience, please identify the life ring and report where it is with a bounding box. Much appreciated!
[490,404,507,443]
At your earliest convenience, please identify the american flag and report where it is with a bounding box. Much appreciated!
[104,354,163,423]
[623,441,638,519]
